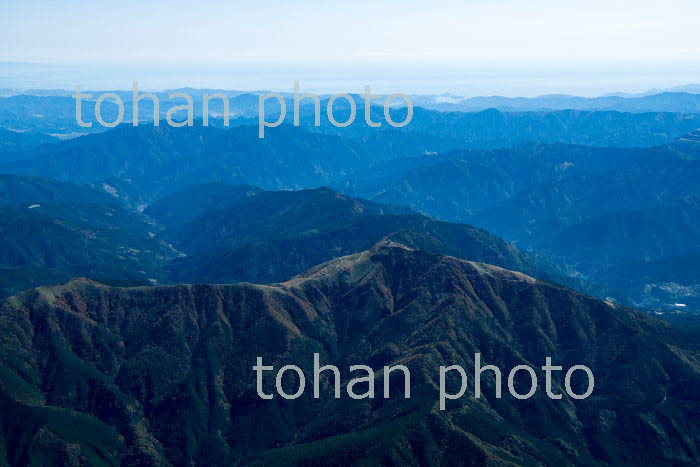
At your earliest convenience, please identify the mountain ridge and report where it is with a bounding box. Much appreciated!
[2,242,700,465]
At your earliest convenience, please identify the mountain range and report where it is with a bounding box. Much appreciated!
[420,92,700,113]
[3,110,700,200]
[2,117,700,311]
[0,174,176,299]
[0,175,583,301]
[3,88,700,465]
[153,186,573,290]
[2,243,700,465]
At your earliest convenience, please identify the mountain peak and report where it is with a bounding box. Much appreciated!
[286,239,538,290]
[369,238,415,253]
[3,229,698,464]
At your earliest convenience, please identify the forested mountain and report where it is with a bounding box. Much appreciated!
[0,174,176,298]
[157,186,570,288]
[3,107,700,202]
[2,88,700,466]
[2,243,699,465]
[0,175,576,301]
[332,136,700,310]
[0,125,370,201]
[0,128,57,155]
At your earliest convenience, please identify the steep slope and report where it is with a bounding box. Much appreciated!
[162,187,412,252]
[2,243,700,465]
[460,150,700,309]
[669,129,700,158]
[0,174,176,299]
[471,154,700,243]
[0,205,174,299]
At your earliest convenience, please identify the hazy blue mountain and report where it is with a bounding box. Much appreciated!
[0,128,58,155]
[4,108,699,203]
[0,95,114,135]
[4,88,700,148]
[0,124,371,201]
[598,251,700,312]
[421,91,700,113]
[333,137,700,310]
[342,143,666,220]
[471,156,700,241]
[307,106,700,149]
[604,84,700,97]
[668,129,700,157]
[5,85,700,466]
[2,103,700,313]
[521,194,700,311]
[0,173,118,206]
[537,194,700,272]
[4,87,700,465]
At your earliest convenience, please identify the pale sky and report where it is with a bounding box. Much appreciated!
[2,0,699,95]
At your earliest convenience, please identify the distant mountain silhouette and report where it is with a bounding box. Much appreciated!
[4,111,700,202]
[420,92,700,113]
[331,138,700,310]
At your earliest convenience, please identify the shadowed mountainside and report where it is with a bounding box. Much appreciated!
[0,174,176,299]
[1,242,700,465]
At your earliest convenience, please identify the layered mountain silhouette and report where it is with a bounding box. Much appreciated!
[334,135,700,310]
[0,125,371,201]
[4,119,700,310]
[157,186,569,287]
[420,91,700,114]
[3,90,700,140]
[7,126,700,310]
[0,175,581,301]
[3,87,700,466]
[2,242,699,465]
[2,109,700,201]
